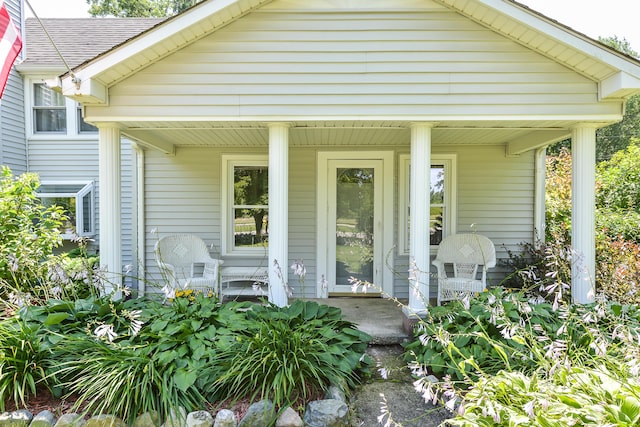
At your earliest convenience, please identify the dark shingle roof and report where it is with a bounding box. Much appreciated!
[21,18,165,69]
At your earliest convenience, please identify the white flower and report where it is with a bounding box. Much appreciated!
[524,400,535,418]
[162,284,176,300]
[8,291,30,307]
[125,310,144,336]
[319,275,328,290]
[290,259,306,278]
[50,285,63,298]
[94,324,117,342]
[378,367,389,380]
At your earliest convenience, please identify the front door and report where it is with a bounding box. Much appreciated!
[317,152,394,297]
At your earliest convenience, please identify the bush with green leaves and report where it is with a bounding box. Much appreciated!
[0,318,49,411]
[406,287,640,426]
[449,366,640,426]
[14,294,371,422]
[205,299,372,409]
[0,167,67,302]
[404,288,561,381]
[21,292,226,421]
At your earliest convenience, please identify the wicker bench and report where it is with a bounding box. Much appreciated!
[219,266,269,299]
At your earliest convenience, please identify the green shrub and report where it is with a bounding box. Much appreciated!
[0,167,67,303]
[404,288,560,381]
[23,295,370,422]
[51,336,206,423]
[449,366,640,426]
[596,235,640,305]
[205,300,372,408]
[406,287,640,426]
[0,318,49,410]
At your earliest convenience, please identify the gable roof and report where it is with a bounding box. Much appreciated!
[56,0,640,104]
[18,18,164,73]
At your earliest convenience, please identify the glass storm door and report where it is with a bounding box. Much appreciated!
[327,160,383,294]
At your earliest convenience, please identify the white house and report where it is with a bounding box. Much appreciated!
[24,0,640,318]
[16,16,162,264]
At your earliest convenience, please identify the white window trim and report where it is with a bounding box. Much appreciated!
[26,78,97,138]
[398,153,457,256]
[221,154,269,257]
[37,181,95,239]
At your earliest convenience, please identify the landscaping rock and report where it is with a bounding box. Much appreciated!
[31,411,56,427]
[274,408,303,427]
[53,414,85,427]
[325,385,346,403]
[85,415,125,427]
[132,412,160,427]
[186,411,213,427]
[237,400,276,427]
[162,408,186,427]
[212,410,236,427]
[303,399,349,427]
[0,411,33,427]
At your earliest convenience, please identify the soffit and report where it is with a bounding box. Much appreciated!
[121,120,573,148]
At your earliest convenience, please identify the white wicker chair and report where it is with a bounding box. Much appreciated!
[154,234,223,295]
[432,233,496,305]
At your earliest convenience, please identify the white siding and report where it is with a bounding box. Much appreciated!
[28,137,135,279]
[0,0,26,173]
[144,143,534,299]
[94,8,613,121]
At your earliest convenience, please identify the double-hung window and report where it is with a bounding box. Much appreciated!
[398,154,457,255]
[222,155,269,256]
[31,82,98,135]
[37,182,95,238]
[33,83,66,133]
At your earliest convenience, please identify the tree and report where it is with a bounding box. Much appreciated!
[86,0,203,17]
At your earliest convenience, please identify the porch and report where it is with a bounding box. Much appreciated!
[298,297,415,345]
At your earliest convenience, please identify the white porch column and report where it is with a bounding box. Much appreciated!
[406,123,434,316]
[98,123,122,295]
[571,124,597,304]
[268,123,290,307]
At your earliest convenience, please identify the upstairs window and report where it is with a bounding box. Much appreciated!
[222,155,269,256]
[33,83,66,133]
[37,182,95,238]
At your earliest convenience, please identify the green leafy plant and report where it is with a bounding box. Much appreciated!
[51,336,206,423]
[404,288,560,381]
[0,318,49,410]
[205,300,372,408]
[0,167,67,305]
[405,285,640,426]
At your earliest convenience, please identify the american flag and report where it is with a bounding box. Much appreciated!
[0,1,22,99]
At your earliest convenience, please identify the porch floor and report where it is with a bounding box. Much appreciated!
[299,297,413,345]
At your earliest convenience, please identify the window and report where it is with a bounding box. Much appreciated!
[77,107,98,133]
[30,82,98,135]
[33,83,66,133]
[398,154,456,255]
[37,182,95,238]
[222,155,269,255]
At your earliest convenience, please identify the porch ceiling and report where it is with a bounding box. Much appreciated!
[121,120,573,152]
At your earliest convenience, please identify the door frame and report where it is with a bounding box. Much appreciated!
[316,151,394,298]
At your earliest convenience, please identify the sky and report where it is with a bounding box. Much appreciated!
[23,0,640,53]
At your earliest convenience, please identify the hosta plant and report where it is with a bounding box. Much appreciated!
[205,299,372,408]
[0,318,49,410]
